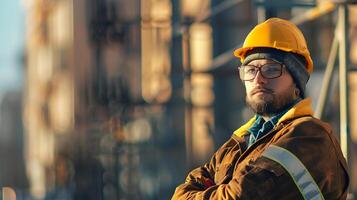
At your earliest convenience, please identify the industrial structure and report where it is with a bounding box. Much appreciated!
[19,0,357,199]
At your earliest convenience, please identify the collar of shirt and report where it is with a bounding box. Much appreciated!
[247,98,301,146]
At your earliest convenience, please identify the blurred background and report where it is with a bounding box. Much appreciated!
[1,0,357,199]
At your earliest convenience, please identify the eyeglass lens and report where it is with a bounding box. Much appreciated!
[239,63,282,81]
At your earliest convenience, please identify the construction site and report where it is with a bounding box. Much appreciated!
[1,0,357,199]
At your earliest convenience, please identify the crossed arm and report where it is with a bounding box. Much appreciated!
[171,136,296,200]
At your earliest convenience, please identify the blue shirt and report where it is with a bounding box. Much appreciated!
[247,99,301,147]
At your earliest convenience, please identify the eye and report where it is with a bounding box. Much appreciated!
[262,64,281,73]
[244,66,257,74]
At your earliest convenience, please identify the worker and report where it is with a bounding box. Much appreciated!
[171,18,349,200]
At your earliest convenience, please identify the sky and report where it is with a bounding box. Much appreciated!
[0,0,24,93]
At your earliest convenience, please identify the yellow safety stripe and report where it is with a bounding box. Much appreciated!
[262,145,325,200]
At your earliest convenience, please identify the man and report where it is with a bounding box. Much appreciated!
[172,18,349,200]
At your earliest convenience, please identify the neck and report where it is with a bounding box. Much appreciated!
[261,115,271,121]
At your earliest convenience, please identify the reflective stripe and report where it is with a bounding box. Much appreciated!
[262,145,325,200]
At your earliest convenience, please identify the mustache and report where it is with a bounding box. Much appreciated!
[250,87,274,95]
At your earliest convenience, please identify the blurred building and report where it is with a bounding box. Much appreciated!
[22,0,357,199]
[23,0,176,199]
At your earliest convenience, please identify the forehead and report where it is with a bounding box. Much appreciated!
[246,59,280,65]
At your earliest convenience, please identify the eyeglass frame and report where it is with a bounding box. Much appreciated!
[237,62,285,81]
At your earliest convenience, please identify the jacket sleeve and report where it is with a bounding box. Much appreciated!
[171,156,301,200]
[271,119,349,200]
[171,138,292,200]
[172,138,313,200]
[171,137,244,200]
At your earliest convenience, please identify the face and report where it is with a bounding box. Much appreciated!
[243,59,298,117]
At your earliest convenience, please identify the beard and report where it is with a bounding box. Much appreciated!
[246,86,297,117]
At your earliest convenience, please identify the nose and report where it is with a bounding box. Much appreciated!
[252,70,267,84]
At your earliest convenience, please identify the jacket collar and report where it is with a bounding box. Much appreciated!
[233,98,314,137]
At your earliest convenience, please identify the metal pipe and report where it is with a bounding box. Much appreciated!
[195,0,246,23]
[201,1,336,74]
[315,34,339,118]
[290,2,335,25]
[338,4,350,162]
[182,27,193,168]
[193,44,242,73]
[181,2,337,74]
[174,0,245,38]
[177,1,337,75]
[257,6,267,23]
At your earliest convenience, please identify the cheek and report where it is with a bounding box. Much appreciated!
[274,78,295,93]
[244,83,254,94]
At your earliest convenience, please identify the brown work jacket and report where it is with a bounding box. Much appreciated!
[172,99,349,200]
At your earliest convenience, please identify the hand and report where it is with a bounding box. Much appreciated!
[201,178,215,189]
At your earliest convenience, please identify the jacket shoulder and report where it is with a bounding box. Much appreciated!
[278,116,339,154]
[285,116,333,136]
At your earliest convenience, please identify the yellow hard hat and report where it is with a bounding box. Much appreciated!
[234,18,313,73]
